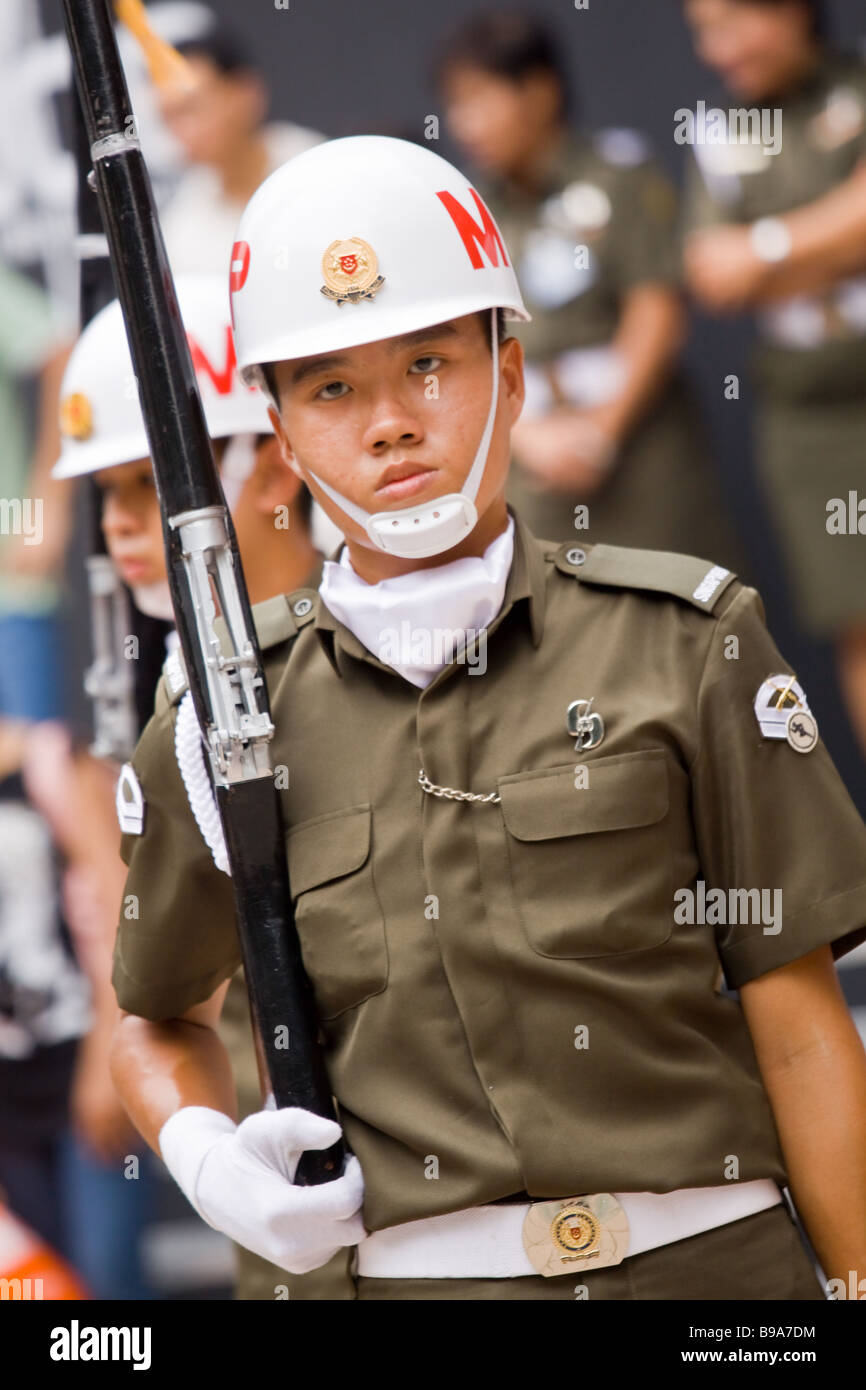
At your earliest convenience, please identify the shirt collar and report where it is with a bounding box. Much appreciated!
[311,505,547,680]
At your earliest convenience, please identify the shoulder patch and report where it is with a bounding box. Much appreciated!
[554,541,738,615]
[252,590,318,648]
[212,589,318,656]
[594,127,651,167]
[116,762,145,835]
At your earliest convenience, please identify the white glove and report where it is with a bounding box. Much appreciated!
[158,1105,366,1274]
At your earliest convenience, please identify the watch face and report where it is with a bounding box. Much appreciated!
[751,218,791,264]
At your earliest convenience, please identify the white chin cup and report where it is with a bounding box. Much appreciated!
[132,580,174,622]
[365,494,478,559]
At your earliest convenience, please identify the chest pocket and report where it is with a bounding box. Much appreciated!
[498,749,673,958]
[286,804,387,1019]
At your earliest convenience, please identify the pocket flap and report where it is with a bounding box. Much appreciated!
[286,804,372,895]
[498,751,668,841]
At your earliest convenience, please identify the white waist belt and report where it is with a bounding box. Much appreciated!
[356,1179,783,1279]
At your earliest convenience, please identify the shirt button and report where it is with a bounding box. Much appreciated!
[566,547,586,566]
[293,596,313,617]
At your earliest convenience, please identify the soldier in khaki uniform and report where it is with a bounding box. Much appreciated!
[435,13,745,572]
[681,0,866,757]
[109,135,866,1301]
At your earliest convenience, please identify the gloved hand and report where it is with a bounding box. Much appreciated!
[158,1105,366,1274]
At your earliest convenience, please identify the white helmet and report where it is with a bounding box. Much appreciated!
[53,272,271,481]
[230,135,530,558]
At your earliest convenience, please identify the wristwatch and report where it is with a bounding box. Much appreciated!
[749,216,792,264]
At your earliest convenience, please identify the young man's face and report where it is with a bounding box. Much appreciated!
[684,0,816,100]
[442,64,562,176]
[268,311,524,560]
[94,438,239,589]
[158,54,265,166]
[94,458,165,588]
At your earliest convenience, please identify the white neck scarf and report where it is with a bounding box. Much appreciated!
[319,515,515,688]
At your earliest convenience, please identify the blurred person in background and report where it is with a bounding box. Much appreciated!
[0,717,92,1273]
[0,262,73,724]
[156,16,323,275]
[681,0,866,759]
[54,272,320,1299]
[435,11,746,572]
[0,714,147,1297]
[0,259,150,1296]
[154,14,336,560]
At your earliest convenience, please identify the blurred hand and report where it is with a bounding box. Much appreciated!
[511,406,618,494]
[684,225,766,312]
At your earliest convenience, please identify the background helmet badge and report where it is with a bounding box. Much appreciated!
[321,237,385,304]
[60,392,93,440]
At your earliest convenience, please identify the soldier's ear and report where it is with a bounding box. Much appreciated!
[500,335,525,428]
[267,405,303,481]
[251,436,302,514]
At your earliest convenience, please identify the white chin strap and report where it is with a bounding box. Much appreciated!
[219,432,258,512]
[306,308,500,560]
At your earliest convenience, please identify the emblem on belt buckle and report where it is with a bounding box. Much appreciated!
[522,1194,629,1278]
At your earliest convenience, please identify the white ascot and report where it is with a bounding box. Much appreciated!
[319,515,515,688]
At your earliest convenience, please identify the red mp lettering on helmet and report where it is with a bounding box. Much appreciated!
[436,189,509,269]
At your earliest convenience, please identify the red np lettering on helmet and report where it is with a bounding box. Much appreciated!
[436,189,509,270]
[188,326,237,397]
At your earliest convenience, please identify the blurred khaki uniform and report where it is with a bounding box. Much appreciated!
[683,52,866,638]
[480,131,744,569]
[112,508,866,1300]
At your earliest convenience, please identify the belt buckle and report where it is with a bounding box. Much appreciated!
[522,1193,630,1279]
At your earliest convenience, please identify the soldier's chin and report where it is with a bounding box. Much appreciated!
[132,580,174,622]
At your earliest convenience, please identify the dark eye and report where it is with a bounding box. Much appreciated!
[316,380,350,400]
[409,354,443,374]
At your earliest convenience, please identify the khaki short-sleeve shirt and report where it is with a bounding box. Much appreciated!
[114,508,866,1248]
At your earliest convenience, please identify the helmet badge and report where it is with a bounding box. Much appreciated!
[60,392,93,440]
[320,237,385,305]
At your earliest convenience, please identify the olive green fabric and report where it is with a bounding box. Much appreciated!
[506,383,747,567]
[755,399,866,636]
[477,129,743,569]
[114,506,866,1298]
[682,51,866,635]
[478,130,680,362]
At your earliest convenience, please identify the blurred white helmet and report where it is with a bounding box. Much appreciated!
[230,135,530,558]
[54,272,271,481]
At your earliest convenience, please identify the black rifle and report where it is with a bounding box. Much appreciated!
[61,0,342,1184]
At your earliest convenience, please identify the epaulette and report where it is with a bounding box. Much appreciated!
[552,541,738,616]
[157,586,319,710]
